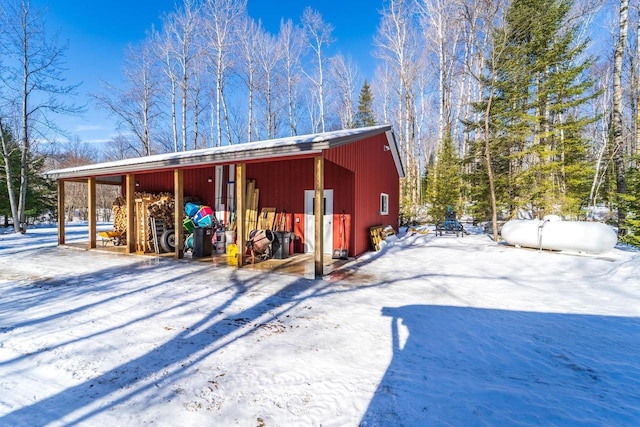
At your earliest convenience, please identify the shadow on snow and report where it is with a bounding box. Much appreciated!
[360,304,640,426]
[0,251,387,425]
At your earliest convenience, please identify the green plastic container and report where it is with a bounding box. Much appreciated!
[183,218,195,233]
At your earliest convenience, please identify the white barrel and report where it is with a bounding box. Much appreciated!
[215,241,226,254]
[225,230,236,248]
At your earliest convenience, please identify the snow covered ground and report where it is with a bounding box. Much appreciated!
[0,223,639,426]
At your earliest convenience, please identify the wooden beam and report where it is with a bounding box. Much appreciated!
[174,169,184,259]
[88,177,97,249]
[235,163,246,267]
[314,155,324,278]
[57,180,65,245]
[126,174,135,254]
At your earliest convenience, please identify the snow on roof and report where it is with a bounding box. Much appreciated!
[45,125,399,180]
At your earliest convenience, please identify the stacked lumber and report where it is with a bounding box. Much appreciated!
[244,180,259,239]
[274,211,289,231]
[257,207,276,230]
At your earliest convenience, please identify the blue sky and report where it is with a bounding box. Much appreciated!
[30,0,385,146]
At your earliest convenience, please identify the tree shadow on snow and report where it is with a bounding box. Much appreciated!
[361,305,640,426]
[0,260,231,369]
[0,260,387,426]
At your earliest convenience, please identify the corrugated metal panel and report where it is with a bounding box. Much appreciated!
[325,161,355,254]
[247,158,313,253]
[134,171,173,194]
[247,158,314,211]
[183,167,219,207]
[246,158,356,255]
[326,133,400,255]
[130,167,225,210]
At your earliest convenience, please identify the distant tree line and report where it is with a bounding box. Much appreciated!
[2,0,640,246]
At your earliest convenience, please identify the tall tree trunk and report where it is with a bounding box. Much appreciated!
[222,90,232,145]
[248,67,254,141]
[613,0,628,233]
[0,118,20,233]
[485,87,499,242]
[317,47,326,133]
[170,76,178,152]
[193,83,201,149]
[19,25,29,233]
[216,50,224,146]
[182,65,188,152]
[636,15,640,160]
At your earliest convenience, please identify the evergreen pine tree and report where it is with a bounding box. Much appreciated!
[427,134,461,221]
[482,0,596,219]
[354,80,376,128]
[1,128,55,224]
[620,159,640,246]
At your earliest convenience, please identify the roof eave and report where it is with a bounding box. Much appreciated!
[45,145,324,180]
[385,130,405,178]
[44,125,395,181]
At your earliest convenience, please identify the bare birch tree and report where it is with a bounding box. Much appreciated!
[94,40,161,157]
[328,54,360,129]
[372,64,393,125]
[302,7,334,133]
[587,61,613,210]
[0,117,20,230]
[203,0,246,146]
[0,0,80,233]
[613,0,629,232]
[635,3,640,159]
[481,27,510,243]
[162,0,204,151]
[278,19,306,136]
[374,0,422,208]
[236,16,261,142]
[152,25,179,152]
[255,27,284,139]
[416,0,463,151]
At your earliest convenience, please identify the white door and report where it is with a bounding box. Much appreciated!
[304,189,333,254]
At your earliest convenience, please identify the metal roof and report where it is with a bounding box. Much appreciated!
[45,125,402,180]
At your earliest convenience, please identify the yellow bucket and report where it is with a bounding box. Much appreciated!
[227,243,238,266]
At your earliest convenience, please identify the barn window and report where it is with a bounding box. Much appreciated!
[380,193,389,215]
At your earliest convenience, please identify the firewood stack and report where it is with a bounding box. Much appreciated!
[111,193,176,250]
[146,193,175,228]
[112,196,127,233]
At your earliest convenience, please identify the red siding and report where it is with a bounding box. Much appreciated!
[131,167,226,210]
[326,133,400,255]
[245,158,357,254]
[247,159,311,252]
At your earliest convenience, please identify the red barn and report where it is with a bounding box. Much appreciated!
[46,125,404,277]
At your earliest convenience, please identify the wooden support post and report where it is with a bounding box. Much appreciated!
[88,177,97,249]
[174,169,184,259]
[236,163,246,266]
[126,174,136,254]
[57,180,65,245]
[314,155,324,278]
